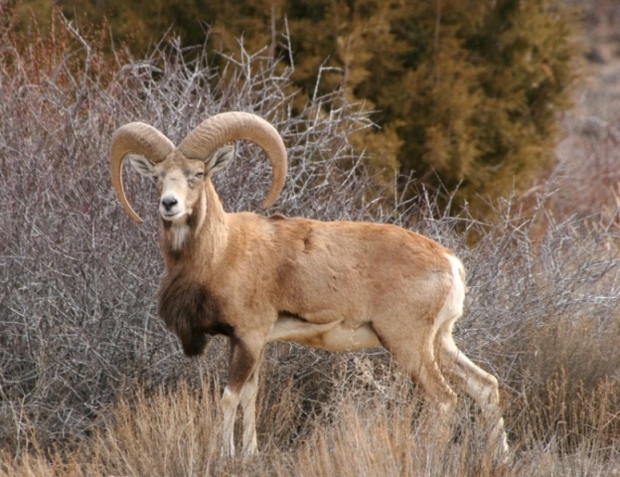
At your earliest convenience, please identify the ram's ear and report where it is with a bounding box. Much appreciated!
[205,145,235,177]
[128,154,156,177]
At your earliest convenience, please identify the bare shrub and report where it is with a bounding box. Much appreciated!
[2,12,620,477]
[456,196,620,453]
[0,15,379,452]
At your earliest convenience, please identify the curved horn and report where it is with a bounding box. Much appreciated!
[110,122,175,223]
[178,112,287,209]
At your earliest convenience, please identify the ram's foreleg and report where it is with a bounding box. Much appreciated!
[221,334,265,457]
[239,347,265,455]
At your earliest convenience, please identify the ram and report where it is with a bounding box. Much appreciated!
[110,111,508,457]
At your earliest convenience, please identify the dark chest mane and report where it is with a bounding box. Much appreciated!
[157,269,231,356]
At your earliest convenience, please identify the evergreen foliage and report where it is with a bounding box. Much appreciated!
[12,0,581,215]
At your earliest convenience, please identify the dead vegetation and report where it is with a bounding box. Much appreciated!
[1,10,620,477]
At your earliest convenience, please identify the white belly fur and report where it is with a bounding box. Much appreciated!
[268,316,381,351]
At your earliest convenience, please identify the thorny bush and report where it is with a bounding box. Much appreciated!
[0,14,386,451]
[1,14,620,474]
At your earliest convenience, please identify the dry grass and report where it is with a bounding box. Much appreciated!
[2,364,620,476]
[2,8,620,477]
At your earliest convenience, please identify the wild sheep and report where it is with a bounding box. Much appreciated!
[110,111,508,457]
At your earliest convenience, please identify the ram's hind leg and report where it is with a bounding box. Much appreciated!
[437,322,509,457]
[373,321,457,415]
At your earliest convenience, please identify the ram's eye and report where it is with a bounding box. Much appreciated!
[195,172,204,179]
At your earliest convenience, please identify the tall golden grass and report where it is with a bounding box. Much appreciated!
[2,356,620,476]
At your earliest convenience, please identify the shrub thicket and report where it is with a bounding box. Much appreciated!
[12,0,581,215]
[0,9,387,452]
[1,11,620,477]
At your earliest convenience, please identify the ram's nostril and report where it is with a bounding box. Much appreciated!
[161,197,178,211]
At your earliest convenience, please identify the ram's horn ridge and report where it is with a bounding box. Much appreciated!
[110,122,175,223]
[178,111,287,209]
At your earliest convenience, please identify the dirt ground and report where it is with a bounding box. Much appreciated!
[552,0,620,220]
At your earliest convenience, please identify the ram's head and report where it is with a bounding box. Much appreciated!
[110,112,288,224]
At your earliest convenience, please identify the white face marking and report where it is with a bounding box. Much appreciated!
[159,169,190,221]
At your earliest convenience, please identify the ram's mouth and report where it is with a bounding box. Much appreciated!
[160,210,185,222]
